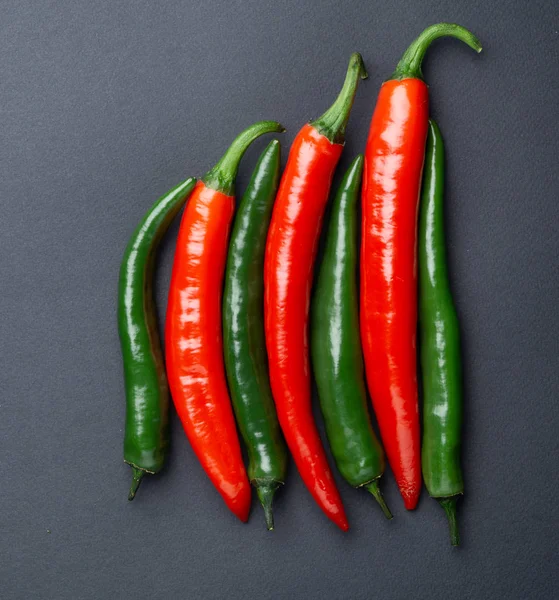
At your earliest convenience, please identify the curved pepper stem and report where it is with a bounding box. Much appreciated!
[311,53,368,145]
[439,497,460,546]
[391,23,482,81]
[256,482,281,531]
[128,466,145,501]
[365,480,393,520]
[203,121,285,196]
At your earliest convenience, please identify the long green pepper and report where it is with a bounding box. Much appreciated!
[223,140,287,530]
[419,120,464,545]
[118,177,197,500]
[311,155,391,519]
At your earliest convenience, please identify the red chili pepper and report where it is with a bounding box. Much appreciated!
[166,121,284,521]
[360,24,481,510]
[264,54,367,530]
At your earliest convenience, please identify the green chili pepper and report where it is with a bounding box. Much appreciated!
[310,155,391,519]
[118,177,197,500]
[223,140,287,530]
[419,120,463,546]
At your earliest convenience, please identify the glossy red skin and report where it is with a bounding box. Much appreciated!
[264,124,348,531]
[360,79,428,510]
[166,181,251,522]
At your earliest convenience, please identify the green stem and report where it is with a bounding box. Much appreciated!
[439,497,460,546]
[311,53,368,145]
[391,23,482,81]
[365,480,393,520]
[203,121,285,196]
[128,466,146,501]
[256,482,280,531]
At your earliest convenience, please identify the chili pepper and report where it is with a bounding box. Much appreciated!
[311,155,392,520]
[360,23,481,510]
[119,177,197,500]
[264,53,367,531]
[419,120,464,546]
[166,121,284,522]
[223,140,287,531]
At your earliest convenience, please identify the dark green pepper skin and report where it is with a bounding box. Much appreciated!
[118,177,196,500]
[223,141,287,530]
[419,120,463,545]
[310,155,391,519]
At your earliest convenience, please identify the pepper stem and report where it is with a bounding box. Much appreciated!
[391,23,482,81]
[128,466,146,501]
[365,480,393,520]
[256,482,280,531]
[310,53,368,145]
[203,121,285,196]
[439,497,460,546]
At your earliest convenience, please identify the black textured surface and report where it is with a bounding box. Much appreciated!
[1,2,558,599]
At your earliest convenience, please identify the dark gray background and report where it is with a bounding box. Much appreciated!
[1,1,558,598]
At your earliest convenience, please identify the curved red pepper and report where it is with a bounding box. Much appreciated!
[361,79,427,510]
[360,24,481,510]
[166,182,250,520]
[166,122,284,521]
[264,54,367,530]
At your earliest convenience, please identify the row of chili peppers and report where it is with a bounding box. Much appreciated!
[118,23,481,546]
